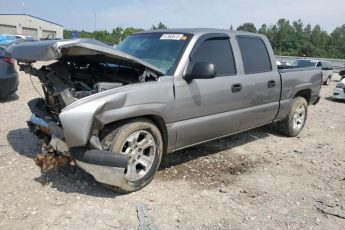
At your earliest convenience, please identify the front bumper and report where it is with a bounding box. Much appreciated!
[27,98,129,187]
[0,72,19,98]
[332,88,345,100]
[70,148,128,186]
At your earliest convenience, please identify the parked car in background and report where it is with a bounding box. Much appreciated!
[332,78,345,100]
[0,34,17,45]
[9,29,322,193]
[339,68,345,81]
[13,34,34,40]
[0,41,19,98]
[0,34,34,45]
[291,59,333,85]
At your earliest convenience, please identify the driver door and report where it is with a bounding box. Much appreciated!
[172,34,244,149]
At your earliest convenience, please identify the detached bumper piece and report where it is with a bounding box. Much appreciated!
[70,148,129,186]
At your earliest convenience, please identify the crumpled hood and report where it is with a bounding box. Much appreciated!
[6,38,164,76]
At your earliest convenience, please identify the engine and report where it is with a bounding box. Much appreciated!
[23,61,157,114]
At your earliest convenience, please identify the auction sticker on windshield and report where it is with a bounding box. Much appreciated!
[160,34,185,40]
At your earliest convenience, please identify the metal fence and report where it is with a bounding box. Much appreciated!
[276,55,345,71]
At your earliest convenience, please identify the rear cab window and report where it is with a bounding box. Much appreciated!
[237,36,272,74]
[191,37,236,76]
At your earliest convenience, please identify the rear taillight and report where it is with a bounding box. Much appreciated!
[0,56,14,63]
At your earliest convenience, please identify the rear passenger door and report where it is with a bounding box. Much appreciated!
[236,36,281,130]
[173,34,244,149]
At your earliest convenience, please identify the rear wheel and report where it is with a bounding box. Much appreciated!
[99,118,163,193]
[277,97,308,137]
[324,77,331,85]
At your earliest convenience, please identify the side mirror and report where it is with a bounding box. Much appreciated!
[184,62,217,82]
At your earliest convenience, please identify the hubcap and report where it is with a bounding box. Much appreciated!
[292,104,305,131]
[121,130,156,181]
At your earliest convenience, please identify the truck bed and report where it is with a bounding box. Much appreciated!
[274,67,322,121]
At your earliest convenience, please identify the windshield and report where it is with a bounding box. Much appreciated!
[291,59,317,67]
[116,33,191,75]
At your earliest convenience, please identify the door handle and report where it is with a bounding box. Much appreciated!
[268,80,276,88]
[231,83,242,93]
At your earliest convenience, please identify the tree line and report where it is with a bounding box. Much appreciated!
[63,22,167,46]
[236,19,345,59]
[64,20,345,59]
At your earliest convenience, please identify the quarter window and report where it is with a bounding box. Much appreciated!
[237,36,272,74]
[191,38,236,76]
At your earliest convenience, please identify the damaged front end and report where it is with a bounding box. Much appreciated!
[6,38,164,187]
[27,96,129,186]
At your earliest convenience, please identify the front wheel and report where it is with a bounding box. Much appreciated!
[277,97,308,137]
[99,118,163,193]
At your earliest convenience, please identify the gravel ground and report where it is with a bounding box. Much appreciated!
[0,69,345,230]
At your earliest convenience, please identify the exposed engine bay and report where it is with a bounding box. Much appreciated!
[19,61,158,114]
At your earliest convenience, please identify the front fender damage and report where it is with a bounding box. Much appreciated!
[28,98,129,188]
[59,92,127,148]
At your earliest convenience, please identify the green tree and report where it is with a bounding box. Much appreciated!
[151,22,168,30]
[63,26,144,45]
[310,25,330,57]
[236,23,257,33]
[329,25,345,59]
[258,24,268,35]
[63,19,345,59]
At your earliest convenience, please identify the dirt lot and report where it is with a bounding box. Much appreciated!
[0,69,345,230]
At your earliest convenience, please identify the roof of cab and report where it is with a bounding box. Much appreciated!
[137,28,262,37]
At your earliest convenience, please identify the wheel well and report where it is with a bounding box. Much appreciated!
[102,115,168,154]
[295,89,311,104]
[146,115,168,154]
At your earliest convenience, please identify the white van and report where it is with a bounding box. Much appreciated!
[291,59,333,85]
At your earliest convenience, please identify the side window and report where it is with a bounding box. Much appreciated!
[191,38,236,76]
[237,36,272,74]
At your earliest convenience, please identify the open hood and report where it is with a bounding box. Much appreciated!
[6,39,164,76]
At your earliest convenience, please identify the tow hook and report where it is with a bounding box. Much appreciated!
[34,144,71,172]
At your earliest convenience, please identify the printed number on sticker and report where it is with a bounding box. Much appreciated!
[160,34,184,40]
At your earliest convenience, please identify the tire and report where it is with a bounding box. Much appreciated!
[323,77,330,85]
[277,97,308,137]
[99,118,163,193]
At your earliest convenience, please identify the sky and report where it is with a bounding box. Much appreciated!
[0,0,344,33]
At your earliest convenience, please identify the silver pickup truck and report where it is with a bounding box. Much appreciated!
[8,29,322,193]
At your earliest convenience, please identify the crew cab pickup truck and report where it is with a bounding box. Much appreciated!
[7,29,322,193]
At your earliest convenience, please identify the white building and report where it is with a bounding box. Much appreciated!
[0,14,63,39]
